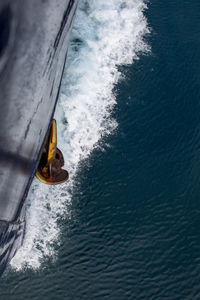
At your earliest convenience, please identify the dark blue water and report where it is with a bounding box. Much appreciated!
[1,0,200,299]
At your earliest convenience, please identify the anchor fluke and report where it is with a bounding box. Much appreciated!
[36,119,69,185]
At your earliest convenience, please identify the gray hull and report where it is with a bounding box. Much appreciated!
[0,0,78,275]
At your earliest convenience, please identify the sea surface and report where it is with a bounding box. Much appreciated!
[1,0,200,299]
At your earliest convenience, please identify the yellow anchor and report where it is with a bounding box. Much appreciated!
[36,119,69,185]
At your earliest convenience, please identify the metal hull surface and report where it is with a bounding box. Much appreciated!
[0,0,78,275]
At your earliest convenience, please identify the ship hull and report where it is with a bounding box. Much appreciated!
[0,0,78,275]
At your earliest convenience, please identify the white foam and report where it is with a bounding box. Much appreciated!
[10,0,149,270]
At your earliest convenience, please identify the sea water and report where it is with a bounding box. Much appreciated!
[1,0,200,299]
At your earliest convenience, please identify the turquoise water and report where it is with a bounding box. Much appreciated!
[1,0,200,299]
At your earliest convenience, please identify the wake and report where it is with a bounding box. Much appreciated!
[11,0,149,270]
